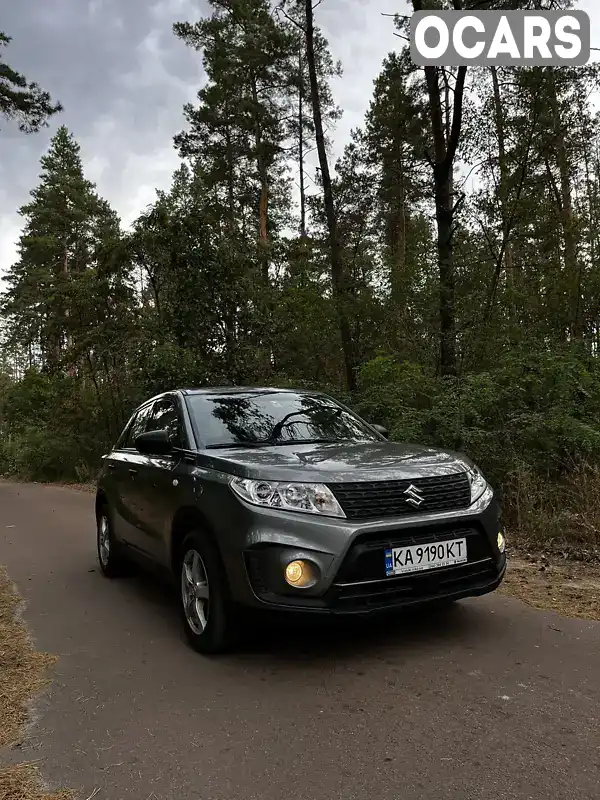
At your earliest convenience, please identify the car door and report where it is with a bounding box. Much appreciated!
[111,402,155,549]
[128,395,190,566]
[99,416,135,542]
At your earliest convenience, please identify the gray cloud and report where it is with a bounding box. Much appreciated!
[0,0,405,278]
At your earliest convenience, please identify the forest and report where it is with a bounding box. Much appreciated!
[1,0,600,555]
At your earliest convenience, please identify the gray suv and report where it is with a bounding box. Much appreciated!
[95,387,507,653]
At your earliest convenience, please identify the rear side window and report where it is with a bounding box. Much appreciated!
[147,398,184,448]
[123,404,153,449]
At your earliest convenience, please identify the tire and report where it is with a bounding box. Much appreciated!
[178,530,236,655]
[96,506,130,578]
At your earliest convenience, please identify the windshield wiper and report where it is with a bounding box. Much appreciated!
[282,438,341,445]
[205,438,343,450]
[252,437,342,446]
[205,441,268,450]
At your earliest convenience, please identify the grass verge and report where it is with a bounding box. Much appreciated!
[0,765,73,800]
[0,568,73,800]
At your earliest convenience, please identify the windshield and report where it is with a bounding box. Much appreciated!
[185,391,380,448]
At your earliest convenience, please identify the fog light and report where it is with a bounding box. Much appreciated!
[284,559,315,588]
[497,532,506,553]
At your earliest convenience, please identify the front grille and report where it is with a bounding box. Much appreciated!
[331,561,498,611]
[334,525,493,584]
[328,472,471,520]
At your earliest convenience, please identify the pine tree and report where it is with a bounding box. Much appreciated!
[277,0,342,238]
[173,1,296,260]
[0,32,62,132]
[363,51,431,328]
[300,0,355,389]
[405,1,468,376]
[173,0,303,373]
[1,127,126,375]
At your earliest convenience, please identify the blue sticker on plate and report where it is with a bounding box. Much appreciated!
[385,548,393,576]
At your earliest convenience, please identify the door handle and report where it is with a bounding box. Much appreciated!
[129,468,138,476]
[107,463,115,469]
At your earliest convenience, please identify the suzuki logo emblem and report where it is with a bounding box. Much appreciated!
[404,484,424,507]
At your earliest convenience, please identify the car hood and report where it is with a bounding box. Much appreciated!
[196,440,472,483]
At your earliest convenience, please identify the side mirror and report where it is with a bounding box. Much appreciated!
[135,429,172,455]
[371,423,389,439]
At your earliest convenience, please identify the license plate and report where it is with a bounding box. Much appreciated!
[385,538,467,577]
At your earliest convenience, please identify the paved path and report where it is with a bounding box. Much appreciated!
[1,481,599,800]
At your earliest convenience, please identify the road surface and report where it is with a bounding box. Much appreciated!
[1,481,599,800]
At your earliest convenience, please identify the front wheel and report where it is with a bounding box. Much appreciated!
[178,530,236,654]
[97,508,130,577]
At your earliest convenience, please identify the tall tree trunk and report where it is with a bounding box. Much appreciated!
[224,112,235,232]
[412,0,466,377]
[490,66,519,337]
[298,47,307,240]
[387,153,407,309]
[305,0,355,390]
[250,74,272,374]
[422,62,464,375]
[490,68,514,280]
[442,72,456,370]
[63,242,76,377]
[584,141,596,340]
[251,74,270,280]
[548,69,580,337]
[435,173,457,374]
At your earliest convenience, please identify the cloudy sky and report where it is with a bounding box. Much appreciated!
[1,0,600,283]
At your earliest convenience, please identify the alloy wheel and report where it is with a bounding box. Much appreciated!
[98,515,110,567]
[181,549,210,635]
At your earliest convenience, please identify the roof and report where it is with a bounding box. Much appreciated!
[131,386,329,414]
[179,386,315,396]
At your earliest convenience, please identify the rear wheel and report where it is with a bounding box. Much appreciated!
[96,507,130,577]
[178,530,236,654]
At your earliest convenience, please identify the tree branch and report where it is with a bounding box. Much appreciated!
[275,4,305,32]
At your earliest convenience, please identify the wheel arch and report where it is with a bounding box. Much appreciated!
[95,490,108,518]
[170,506,218,572]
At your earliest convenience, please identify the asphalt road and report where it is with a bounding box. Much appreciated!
[1,481,599,800]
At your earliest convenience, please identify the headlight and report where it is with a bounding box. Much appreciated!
[230,477,346,518]
[467,465,487,504]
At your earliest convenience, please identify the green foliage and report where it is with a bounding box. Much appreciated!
[356,345,600,493]
[2,126,130,372]
[132,342,210,398]
[0,31,62,132]
[0,369,109,482]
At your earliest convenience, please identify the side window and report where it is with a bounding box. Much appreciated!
[147,398,184,448]
[124,405,153,449]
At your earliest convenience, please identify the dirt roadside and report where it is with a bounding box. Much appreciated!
[501,551,600,621]
[0,568,72,800]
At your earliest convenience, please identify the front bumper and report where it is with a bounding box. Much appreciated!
[249,558,506,616]
[228,486,507,615]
